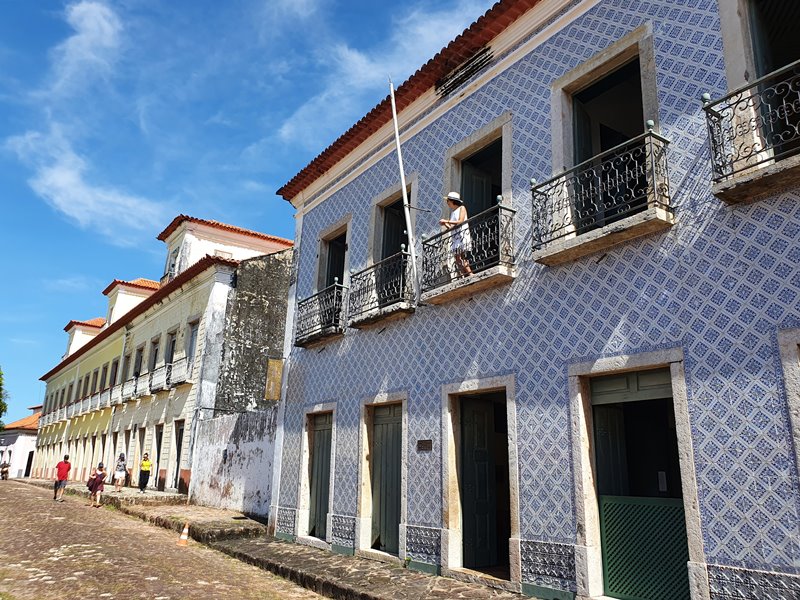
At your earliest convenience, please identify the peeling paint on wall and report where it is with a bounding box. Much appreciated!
[191,408,277,516]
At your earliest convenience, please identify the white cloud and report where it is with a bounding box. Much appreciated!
[42,275,100,293]
[46,1,122,97]
[277,0,494,151]
[7,125,168,246]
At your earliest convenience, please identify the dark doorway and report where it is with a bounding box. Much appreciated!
[381,198,408,260]
[748,1,800,162]
[325,233,347,288]
[573,58,646,232]
[173,420,184,490]
[459,391,511,579]
[24,451,34,477]
[370,404,402,554]
[309,413,333,540]
[460,138,502,218]
[155,424,165,491]
[591,369,690,600]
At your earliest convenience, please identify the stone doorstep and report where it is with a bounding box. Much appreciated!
[211,537,529,600]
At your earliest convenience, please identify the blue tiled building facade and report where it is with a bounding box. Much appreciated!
[274,1,800,598]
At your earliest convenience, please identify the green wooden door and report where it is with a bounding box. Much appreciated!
[309,413,332,540]
[460,397,497,569]
[371,404,402,554]
[591,369,690,600]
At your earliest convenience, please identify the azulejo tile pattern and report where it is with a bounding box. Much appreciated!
[405,526,441,566]
[707,564,800,600]
[520,541,576,593]
[276,507,296,536]
[279,0,800,580]
[330,514,356,548]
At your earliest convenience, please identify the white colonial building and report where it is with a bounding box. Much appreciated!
[34,216,292,494]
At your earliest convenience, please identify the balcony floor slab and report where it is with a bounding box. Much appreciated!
[421,264,515,305]
[712,153,800,204]
[533,205,674,267]
[348,302,414,329]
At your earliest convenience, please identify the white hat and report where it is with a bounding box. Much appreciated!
[445,191,463,204]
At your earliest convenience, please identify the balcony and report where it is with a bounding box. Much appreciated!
[122,378,136,400]
[421,203,516,304]
[58,407,66,421]
[348,250,414,328]
[531,128,673,266]
[169,357,190,386]
[136,373,152,398]
[150,365,167,392]
[90,392,101,411]
[66,404,75,419]
[703,59,800,203]
[110,384,122,405]
[100,388,110,408]
[295,283,347,347]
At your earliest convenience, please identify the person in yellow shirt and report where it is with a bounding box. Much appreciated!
[138,453,152,493]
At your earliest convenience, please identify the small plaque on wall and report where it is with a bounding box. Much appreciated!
[416,439,433,452]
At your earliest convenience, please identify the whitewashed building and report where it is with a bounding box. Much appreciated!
[0,407,40,478]
[34,216,292,494]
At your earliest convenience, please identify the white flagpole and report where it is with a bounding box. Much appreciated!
[388,77,420,303]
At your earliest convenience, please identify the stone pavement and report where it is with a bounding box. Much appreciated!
[13,479,529,599]
[0,480,321,600]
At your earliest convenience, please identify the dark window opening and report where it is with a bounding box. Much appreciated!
[573,58,646,232]
[381,198,408,260]
[324,232,347,288]
[749,0,800,76]
[460,138,502,218]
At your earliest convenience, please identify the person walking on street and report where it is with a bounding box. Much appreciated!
[54,455,71,502]
[138,453,151,493]
[87,463,106,507]
[113,453,127,493]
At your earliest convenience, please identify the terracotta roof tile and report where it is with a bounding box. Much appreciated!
[277,0,541,201]
[102,278,161,296]
[4,412,40,431]
[63,317,106,332]
[157,215,294,246]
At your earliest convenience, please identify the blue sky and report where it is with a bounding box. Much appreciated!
[0,0,493,423]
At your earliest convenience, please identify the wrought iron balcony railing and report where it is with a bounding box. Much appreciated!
[703,59,800,182]
[295,282,347,345]
[150,365,167,391]
[122,377,136,400]
[422,203,515,293]
[531,129,671,250]
[169,357,189,385]
[348,250,413,322]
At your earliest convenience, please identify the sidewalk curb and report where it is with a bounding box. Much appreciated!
[211,540,385,600]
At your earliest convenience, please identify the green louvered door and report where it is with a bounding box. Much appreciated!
[371,404,402,554]
[461,397,497,569]
[309,413,332,540]
[591,369,690,600]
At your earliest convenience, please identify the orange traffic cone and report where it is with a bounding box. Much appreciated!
[177,522,190,547]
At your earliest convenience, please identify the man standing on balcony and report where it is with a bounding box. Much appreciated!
[138,453,151,493]
[53,455,70,502]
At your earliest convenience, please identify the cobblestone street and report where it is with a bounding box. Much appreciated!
[0,481,321,600]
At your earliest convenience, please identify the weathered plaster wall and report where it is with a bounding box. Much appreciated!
[190,408,278,517]
[214,250,293,413]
